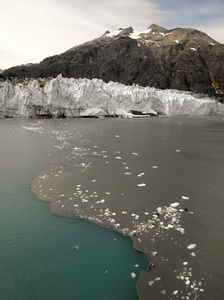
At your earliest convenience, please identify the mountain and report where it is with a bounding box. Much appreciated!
[0,69,3,73]
[2,24,224,94]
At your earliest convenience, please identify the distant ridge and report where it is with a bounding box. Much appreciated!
[2,24,224,94]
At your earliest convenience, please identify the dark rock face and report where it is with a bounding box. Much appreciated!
[2,24,224,94]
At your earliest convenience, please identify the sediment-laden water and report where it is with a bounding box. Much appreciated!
[1,116,224,299]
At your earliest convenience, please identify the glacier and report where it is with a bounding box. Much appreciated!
[0,74,223,118]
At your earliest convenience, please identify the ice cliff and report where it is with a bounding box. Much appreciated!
[0,75,223,118]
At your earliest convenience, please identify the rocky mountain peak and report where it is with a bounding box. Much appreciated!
[147,24,168,33]
[2,25,224,94]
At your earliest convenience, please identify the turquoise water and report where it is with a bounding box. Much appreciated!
[0,120,146,300]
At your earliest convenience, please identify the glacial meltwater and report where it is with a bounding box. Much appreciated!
[0,116,224,300]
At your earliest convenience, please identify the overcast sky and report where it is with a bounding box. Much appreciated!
[1,0,224,70]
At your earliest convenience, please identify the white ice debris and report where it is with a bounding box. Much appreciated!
[182,196,189,200]
[187,244,197,250]
[137,183,146,187]
[131,272,136,279]
[149,280,154,286]
[1,75,223,118]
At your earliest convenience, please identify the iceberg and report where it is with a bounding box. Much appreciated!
[0,75,223,118]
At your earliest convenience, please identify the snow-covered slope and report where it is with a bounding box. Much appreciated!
[0,75,223,118]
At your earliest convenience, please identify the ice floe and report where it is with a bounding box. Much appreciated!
[131,272,136,279]
[187,244,197,250]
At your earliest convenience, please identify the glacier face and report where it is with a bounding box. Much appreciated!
[0,75,223,118]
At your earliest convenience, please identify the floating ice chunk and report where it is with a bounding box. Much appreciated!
[115,135,120,138]
[161,290,166,295]
[182,196,189,200]
[132,152,138,155]
[134,264,139,267]
[105,270,108,273]
[149,280,154,286]
[155,277,161,281]
[165,224,174,229]
[187,244,197,249]
[151,251,158,256]
[171,202,180,207]
[191,252,196,257]
[131,272,136,279]
[185,279,190,285]
[96,199,105,204]
[144,212,149,215]
[176,149,181,152]
[137,183,146,187]
[183,261,188,265]
[177,227,185,234]
[61,205,64,208]
[138,172,145,177]
[157,207,163,214]
[173,290,179,295]
[125,172,132,175]
[122,211,127,214]
[152,165,158,168]
[115,156,122,159]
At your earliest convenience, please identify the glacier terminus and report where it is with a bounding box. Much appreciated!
[0,75,223,118]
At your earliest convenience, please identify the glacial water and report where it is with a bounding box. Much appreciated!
[0,119,147,300]
[0,116,224,300]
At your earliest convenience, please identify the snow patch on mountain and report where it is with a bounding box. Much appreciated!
[0,75,223,118]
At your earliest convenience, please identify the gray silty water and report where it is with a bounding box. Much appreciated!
[29,116,224,299]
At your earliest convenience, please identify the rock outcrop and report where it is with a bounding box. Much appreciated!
[2,24,224,94]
